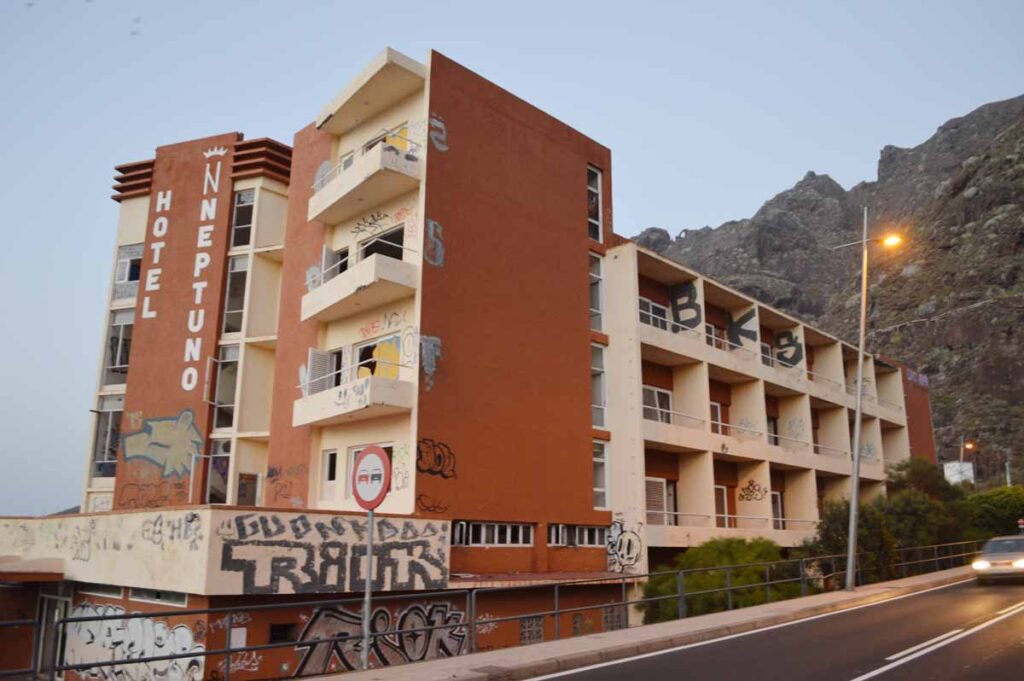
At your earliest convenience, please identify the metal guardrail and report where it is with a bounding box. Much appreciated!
[642,406,705,428]
[711,419,762,440]
[14,540,984,680]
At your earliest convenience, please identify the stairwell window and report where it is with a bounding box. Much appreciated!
[205,439,231,504]
[710,401,723,434]
[592,441,608,509]
[92,395,123,478]
[767,416,780,446]
[589,254,604,331]
[587,166,603,242]
[639,297,669,331]
[231,189,255,248]
[642,386,673,423]
[771,490,786,530]
[591,345,606,427]
[213,345,240,429]
[103,309,134,385]
[320,449,338,500]
[222,255,248,334]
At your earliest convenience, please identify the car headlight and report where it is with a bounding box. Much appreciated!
[1012,559,1024,569]
[972,559,992,570]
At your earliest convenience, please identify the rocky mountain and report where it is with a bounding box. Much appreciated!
[635,95,1024,480]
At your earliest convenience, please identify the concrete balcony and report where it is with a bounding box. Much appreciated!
[301,254,418,323]
[647,518,817,548]
[292,375,414,428]
[308,142,422,225]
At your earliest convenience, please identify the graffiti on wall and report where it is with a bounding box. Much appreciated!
[737,479,768,502]
[424,219,445,267]
[726,309,758,348]
[606,519,642,573]
[140,512,203,551]
[416,439,457,479]
[668,281,702,331]
[65,602,205,681]
[428,113,449,152]
[120,481,188,509]
[419,336,442,390]
[218,513,449,594]
[351,210,390,238]
[772,330,804,367]
[294,602,465,675]
[415,495,449,514]
[122,409,203,478]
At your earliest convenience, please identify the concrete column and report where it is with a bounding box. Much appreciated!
[673,362,710,424]
[813,340,845,385]
[735,459,772,529]
[731,379,767,437]
[783,468,819,526]
[677,451,715,527]
[779,393,812,450]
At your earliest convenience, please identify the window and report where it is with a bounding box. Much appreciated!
[359,225,404,262]
[205,440,230,504]
[547,523,567,546]
[592,441,608,509]
[639,297,669,331]
[237,473,258,506]
[128,588,187,607]
[591,345,606,427]
[113,244,143,300]
[269,623,299,645]
[642,386,673,423]
[320,449,338,500]
[344,444,393,499]
[761,342,774,367]
[213,345,240,429]
[520,616,544,645]
[322,246,349,285]
[76,582,122,598]
[589,254,603,331]
[705,323,727,350]
[767,416,780,446]
[222,255,248,333]
[92,395,122,478]
[715,485,734,528]
[571,526,608,547]
[451,521,534,547]
[104,309,134,384]
[771,490,786,530]
[231,189,255,248]
[709,401,723,434]
[587,166,602,242]
[340,151,355,171]
[354,335,401,380]
[329,348,347,387]
[646,477,668,525]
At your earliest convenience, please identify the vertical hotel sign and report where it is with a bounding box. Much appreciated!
[115,134,238,509]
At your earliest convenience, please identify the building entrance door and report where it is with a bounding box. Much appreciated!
[36,592,70,679]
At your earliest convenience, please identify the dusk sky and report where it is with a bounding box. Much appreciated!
[1,0,1021,514]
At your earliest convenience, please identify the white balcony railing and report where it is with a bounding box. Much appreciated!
[714,514,819,530]
[773,434,810,451]
[642,406,705,429]
[705,330,757,360]
[710,420,762,440]
[806,369,844,390]
[307,233,417,290]
[813,443,850,459]
[299,356,411,397]
[313,130,423,193]
[646,511,714,527]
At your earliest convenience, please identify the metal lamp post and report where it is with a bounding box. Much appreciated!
[831,208,903,591]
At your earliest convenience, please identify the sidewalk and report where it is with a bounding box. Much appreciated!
[337,567,972,681]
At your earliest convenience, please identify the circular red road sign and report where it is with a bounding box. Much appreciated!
[351,445,392,511]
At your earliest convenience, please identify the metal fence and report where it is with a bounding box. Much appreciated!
[2,539,985,680]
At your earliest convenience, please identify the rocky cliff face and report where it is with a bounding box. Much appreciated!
[635,95,1024,479]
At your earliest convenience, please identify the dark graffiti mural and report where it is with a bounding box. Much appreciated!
[738,479,768,502]
[772,330,804,367]
[416,438,457,478]
[726,309,758,347]
[667,281,702,332]
[294,602,465,675]
[216,513,449,595]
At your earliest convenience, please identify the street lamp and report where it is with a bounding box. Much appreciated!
[832,208,903,590]
[959,437,976,484]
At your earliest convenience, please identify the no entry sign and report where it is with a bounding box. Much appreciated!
[352,445,391,511]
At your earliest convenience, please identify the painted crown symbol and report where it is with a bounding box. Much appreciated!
[203,146,228,158]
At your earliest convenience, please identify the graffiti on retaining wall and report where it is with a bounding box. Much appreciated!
[122,409,203,478]
[65,602,205,681]
[294,602,465,675]
[140,512,203,551]
[217,513,449,594]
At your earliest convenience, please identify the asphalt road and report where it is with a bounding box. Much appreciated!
[533,579,1024,680]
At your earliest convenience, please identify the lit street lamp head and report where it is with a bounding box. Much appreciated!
[881,234,903,248]
[965,441,976,451]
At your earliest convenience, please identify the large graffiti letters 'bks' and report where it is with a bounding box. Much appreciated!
[726,309,758,348]
[667,281,702,332]
[772,330,804,367]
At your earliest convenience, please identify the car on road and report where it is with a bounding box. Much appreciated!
[972,535,1024,584]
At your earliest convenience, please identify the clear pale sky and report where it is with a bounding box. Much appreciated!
[1,1,1021,515]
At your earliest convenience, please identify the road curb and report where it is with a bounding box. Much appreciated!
[338,568,973,681]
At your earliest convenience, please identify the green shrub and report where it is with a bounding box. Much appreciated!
[966,486,1024,537]
[641,538,801,623]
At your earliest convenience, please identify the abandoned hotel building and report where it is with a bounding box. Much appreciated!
[0,48,937,678]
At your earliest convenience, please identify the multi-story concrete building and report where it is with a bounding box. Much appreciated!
[0,48,935,679]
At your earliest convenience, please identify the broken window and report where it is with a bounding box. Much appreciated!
[222,255,248,333]
[354,335,401,380]
[205,439,230,504]
[92,395,122,478]
[213,345,240,429]
[642,386,673,423]
[104,309,134,385]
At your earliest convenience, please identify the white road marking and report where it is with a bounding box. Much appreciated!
[528,579,972,680]
[884,629,962,661]
[848,602,1024,680]
[996,599,1024,615]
